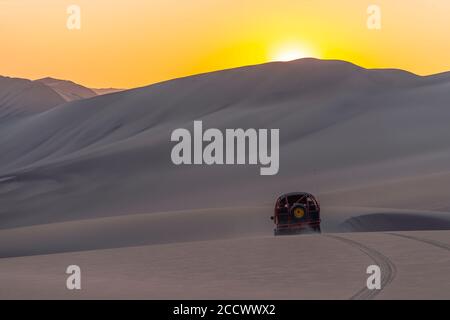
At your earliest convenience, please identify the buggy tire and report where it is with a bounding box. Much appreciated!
[274,229,295,236]
[313,226,321,233]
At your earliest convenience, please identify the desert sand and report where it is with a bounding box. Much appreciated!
[0,228,448,299]
[0,59,449,299]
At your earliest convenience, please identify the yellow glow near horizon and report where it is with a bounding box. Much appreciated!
[274,50,309,62]
[270,43,317,62]
[0,0,450,88]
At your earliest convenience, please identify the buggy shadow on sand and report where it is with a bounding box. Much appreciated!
[271,192,321,236]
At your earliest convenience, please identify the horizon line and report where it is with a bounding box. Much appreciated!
[2,57,450,91]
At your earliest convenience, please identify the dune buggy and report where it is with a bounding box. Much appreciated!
[271,192,321,235]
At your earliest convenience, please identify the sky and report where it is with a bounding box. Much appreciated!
[0,0,449,89]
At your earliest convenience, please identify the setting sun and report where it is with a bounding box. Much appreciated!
[273,49,309,62]
[270,43,317,62]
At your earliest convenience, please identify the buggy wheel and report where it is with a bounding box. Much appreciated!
[274,229,294,236]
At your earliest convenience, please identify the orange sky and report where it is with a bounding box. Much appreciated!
[1,0,449,89]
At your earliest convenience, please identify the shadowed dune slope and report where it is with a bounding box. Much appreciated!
[36,77,97,102]
[0,76,65,121]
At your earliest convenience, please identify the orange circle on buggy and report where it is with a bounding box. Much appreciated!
[294,207,305,218]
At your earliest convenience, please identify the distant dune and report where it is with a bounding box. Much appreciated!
[0,76,123,122]
[0,76,65,121]
[91,87,124,95]
[36,77,97,102]
[36,77,123,101]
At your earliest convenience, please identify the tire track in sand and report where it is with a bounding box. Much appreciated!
[326,234,397,300]
[387,232,450,252]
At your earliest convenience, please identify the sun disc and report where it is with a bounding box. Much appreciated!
[270,43,316,62]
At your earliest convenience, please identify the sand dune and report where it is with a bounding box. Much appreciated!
[1,59,450,299]
[0,75,122,126]
[0,76,65,121]
[35,77,123,101]
[36,77,97,102]
[91,88,124,95]
[1,59,450,229]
